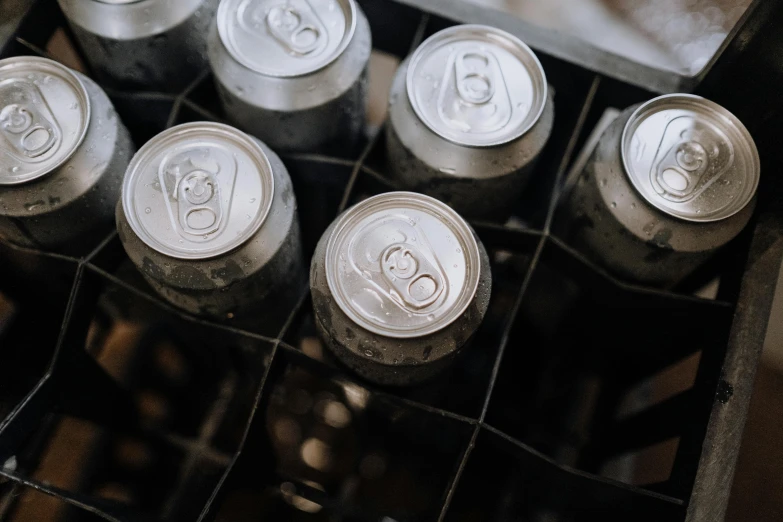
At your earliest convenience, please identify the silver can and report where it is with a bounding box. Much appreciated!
[0,56,134,253]
[310,192,492,386]
[57,0,219,92]
[556,94,760,287]
[386,25,554,222]
[207,0,371,152]
[116,122,304,333]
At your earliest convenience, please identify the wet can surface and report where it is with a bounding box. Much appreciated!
[0,57,134,254]
[555,94,760,287]
[311,192,492,386]
[116,122,305,334]
[57,0,219,92]
[207,0,371,152]
[386,25,554,222]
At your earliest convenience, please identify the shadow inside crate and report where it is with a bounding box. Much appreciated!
[207,348,474,522]
[484,237,734,495]
[0,242,78,426]
[443,427,685,522]
[0,271,274,521]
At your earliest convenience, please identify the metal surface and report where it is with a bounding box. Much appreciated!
[325,191,481,338]
[121,122,275,260]
[622,94,759,223]
[311,196,492,385]
[0,58,133,253]
[58,0,218,92]
[217,0,357,78]
[406,24,546,147]
[208,0,371,152]
[0,56,89,185]
[118,130,304,331]
[386,34,554,221]
[57,0,205,40]
[554,104,756,286]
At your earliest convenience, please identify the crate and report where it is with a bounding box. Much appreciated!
[0,1,782,521]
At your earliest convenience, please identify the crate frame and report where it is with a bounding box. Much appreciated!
[0,1,781,521]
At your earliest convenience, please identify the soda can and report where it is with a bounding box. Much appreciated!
[310,192,492,386]
[207,0,371,152]
[386,25,554,222]
[116,122,305,333]
[556,94,760,287]
[57,0,219,92]
[0,56,134,253]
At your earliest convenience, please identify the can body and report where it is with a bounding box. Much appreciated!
[58,0,218,92]
[117,123,304,334]
[555,98,758,287]
[0,58,134,254]
[385,25,554,222]
[207,0,371,152]
[310,192,491,386]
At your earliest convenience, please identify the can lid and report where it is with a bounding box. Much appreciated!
[122,122,275,260]
[406,25,547,148]
[325,192,481,339]
[217,0,357,78]
[93,0,142,4]
[621,94,760,222]
[0,57,90,186]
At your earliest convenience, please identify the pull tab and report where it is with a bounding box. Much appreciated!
[176,169,222,235]
[381,243,444,310]
[0,80,60,161]
[265,3,325,56]
[159,148,236,240]
[437,48,512,134]
[455,51,495,105]
[651,117,733,203]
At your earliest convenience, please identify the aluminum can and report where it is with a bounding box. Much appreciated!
[555,94,760,287]
[310,192,492,386]
[116,122,305,333]
[207,0,371,152]
[386,25,554,222]
[57,0,219,92]
[0,56,134,254]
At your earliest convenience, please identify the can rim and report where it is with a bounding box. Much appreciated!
[0,56,91,186]
[325,191,482,339]
[621,93,760,223]
[217,0,358,79]
[58,0,204,40]
[121,122,275,260]
[406,24,548,148]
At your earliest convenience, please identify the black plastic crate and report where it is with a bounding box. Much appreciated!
[1,1,781,521]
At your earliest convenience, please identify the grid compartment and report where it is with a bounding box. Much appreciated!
[206,349,474,522]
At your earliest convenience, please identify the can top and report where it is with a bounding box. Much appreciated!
[406,24,547,148]
[93,0,142,4]
[122,122,275,260]
[621,94,760,222]
[0,57,90,186]
[325,192,482,339]
[217,0,357,78]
